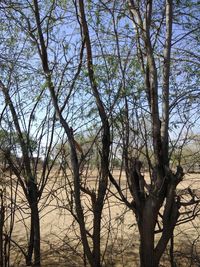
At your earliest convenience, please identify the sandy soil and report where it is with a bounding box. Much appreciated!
[3,170,200,266]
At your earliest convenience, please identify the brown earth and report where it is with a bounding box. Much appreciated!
[3,170,200,266]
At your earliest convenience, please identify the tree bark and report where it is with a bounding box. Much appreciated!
[26,213,34,266]
[0,191,5,267]
[161,0,173,166]
[28,182,40,267]
[138,197,159,267]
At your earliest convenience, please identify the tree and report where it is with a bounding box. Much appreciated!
[0,0,199,266]
[0,9,59,262]
[0,77,58,266]
[107,1,200,266]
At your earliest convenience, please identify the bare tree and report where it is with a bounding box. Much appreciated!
[0,0,199,266]
[106,1,200,266]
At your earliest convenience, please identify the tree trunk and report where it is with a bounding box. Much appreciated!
[33,202,40,267]
[27,182,40,267]
[170,235,175,267]
[92,178,108,267]
[26,214,34,266]
[0,193,5,267]
[138,198,159,267]
[93,211,101,267]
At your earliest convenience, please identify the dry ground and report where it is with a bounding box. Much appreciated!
[3,170,200,266]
